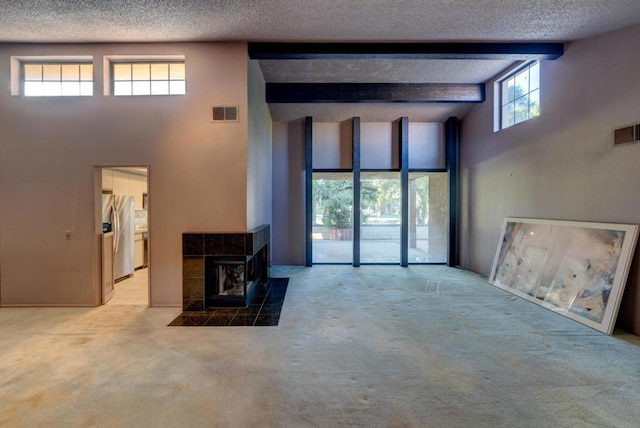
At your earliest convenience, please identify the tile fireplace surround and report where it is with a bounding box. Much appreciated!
[182,225,270,311]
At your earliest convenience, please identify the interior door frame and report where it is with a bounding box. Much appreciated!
[94,165,151,307]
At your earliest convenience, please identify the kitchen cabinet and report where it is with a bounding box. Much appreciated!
[112,170,130,196]
[102,169,113,191]
[129,175,147,210]
[102,168,148,210]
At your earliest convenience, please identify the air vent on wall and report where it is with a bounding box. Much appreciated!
[212,106,238,122]
[614,123,640,146]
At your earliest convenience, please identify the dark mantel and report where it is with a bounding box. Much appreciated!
[182,224,270,258]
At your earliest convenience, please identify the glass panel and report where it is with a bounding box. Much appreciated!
[408,173,448,263]
[113,81,132,96]
[150,63,169,80]
[502,77,514,105]
[60,81,80,96]
[113,64,131,81]
[132,64,150,80]
[529,89,540,118]
[24,81,43,96]
[500,80,507,105]
[23,64,42,80]
[529,62,540,91]
[80,81,93,96]
[61,64,79,81]
[502,103,514,129]
[217,264,245,296]
[360,171,401,263]
[80,64,93,81]
[132,81,151,95]
[169,63,185,80]
[151,80,169,95]
[169,80,186,94]
[43,64,61,81]
[514,95,529,124]
[312,173,353,263]
[42,81,62,96]
[514,67,529,98]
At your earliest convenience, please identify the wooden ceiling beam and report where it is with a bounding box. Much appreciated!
[266,82,485,103]
[249,42,564,60]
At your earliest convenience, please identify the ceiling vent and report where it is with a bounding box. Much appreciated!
[212,106,238,122]
[614,123,640,146]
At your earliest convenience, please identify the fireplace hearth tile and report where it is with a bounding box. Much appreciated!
[210,307,239,316]
[228,315,255,326]
[245,234,253,255]
[169,313,211,326]
[183,278,204,300]
[182,234,204,256]
[254,313,280,326]
[204,234,223,255]
[235,306,262,317]
[223,234,245,255]
[204,313,236,326]
[182,300,205,312]
[182,257,204,278]
[169,278,288,327]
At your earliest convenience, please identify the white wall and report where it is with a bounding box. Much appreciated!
[0,42,249,307]
[408,122,444,169]
[361,122,398,169]
[246,60,272,230]
[459,24,640,333]
[312,121,353,169]
[271,121,305,265]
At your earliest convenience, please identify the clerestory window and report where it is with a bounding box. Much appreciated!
[22,62,93,97]
[498,61,540,130]
[111,62,186,96]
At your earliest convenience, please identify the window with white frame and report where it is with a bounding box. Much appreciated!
[498,61,540,130]
[22,62,93,97]
[111,62,186,96]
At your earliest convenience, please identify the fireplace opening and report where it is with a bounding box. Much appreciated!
[204,245,268,308]
[217,263,247,296]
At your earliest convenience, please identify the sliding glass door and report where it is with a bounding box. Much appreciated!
[310,171,447,265]
[312,173,353,263]
[408,172,448,263]
[360,172,401,263]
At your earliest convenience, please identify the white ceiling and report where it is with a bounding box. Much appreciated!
[3,1,640,122]
[2,1,640,43]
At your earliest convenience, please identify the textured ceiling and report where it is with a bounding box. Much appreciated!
[258,59,516,84]
[2,1,639,122]
[2,0,640,43]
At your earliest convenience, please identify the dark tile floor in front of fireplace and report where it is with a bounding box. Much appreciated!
[168,278,289,327]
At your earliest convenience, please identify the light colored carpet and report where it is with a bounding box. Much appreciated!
[1,265,639,427]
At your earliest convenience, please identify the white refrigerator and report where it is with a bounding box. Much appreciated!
[102,195,135,280]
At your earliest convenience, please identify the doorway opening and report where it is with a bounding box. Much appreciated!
[312,172,354,263]
[360,171,401,263]
[98,166,150,306]
[408,172,448,263]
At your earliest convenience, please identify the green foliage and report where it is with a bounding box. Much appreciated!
[322,193,352,229]
[314,179,353,228]
[361,179,400,222]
